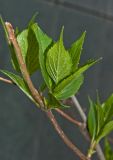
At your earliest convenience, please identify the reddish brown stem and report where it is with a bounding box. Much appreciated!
[4,21,88,160]
[46,110,89,160]
[5,22,45,110]
[55,108,83,127]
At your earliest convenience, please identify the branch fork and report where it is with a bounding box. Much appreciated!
[4,22,88,160]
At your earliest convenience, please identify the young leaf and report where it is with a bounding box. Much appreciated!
[87,98,97,141]
[10,44,21,72]
[47,93,70,109]
[69,31,86,71]
[25,27,40,74]
[96,104,104,135]
[0,16,20,72]
[102,94,113,123]
[0,15,9,41]
[15,27,19,36]
[97,121,113,142]
[17,26,40,75]
[46,27,72,84]
[74,58,100,77]
[1,16,40,75]
[53,59,98,100]
[32,23,53,89]
[17,29,28,60]
[28,12,38,27]
[104,139,113,160]
[0,70,35,103]
[53,75,84,100]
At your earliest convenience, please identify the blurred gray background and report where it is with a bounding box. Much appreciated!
[0,0,113,159]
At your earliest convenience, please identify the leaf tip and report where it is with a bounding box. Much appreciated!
[59,26,64,41]
[28,12,39,27]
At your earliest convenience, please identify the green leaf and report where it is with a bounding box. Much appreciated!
[74,58,100,77]
[28,12,38,27]
[88,94,113,144]
[47,93,70,109]
[15,27,20,36]
[95,92,104,134]
[10,44,21,72]
[46,27,72,84]
[32,23,53,89]
[53,75,84,100]
[69,31,86,71]
[25,27,40,74]
[1,16,40,75]
[104,139,113,160]
[0,70,35,103]
[0,16,21,72]
[96,104,104,135]
[0,15,9,42]
[17,29,28,61]
[97,121,113,142]
[87,98,97,141]
[17,26,40,75]
[102,94,113,123]
[53,59,98,100]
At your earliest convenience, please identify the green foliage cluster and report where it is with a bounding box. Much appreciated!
[88,95,113,143]
[87,95,113,157]
[1,14,113,159]
[0,15,98,109]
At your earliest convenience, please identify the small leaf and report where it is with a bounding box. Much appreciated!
[17,26,40,75]
[0,15,9,42]
[1,16,40,75]
[87,98,97,141]
[28,12,38,27]
[96,90,101,105]
[0,16,20,72]
[69,31,86,71]
[74,58,101,77]
[10,44,21,72]
[17,29,28,61]
[104,138,113,160]
[46,27,72,84]
[32,23,53,89]
[97,121,113,142]
[102,94,113,123]
[15,27,19,36]
[25,26,40,74]
[0,70,35,103]
[95,92,104,134]
[53,59,98,100]
[53,75,84,100]
[47,93,70,109]
[96,104,104,135]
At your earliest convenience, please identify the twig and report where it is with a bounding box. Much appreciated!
[71,95,105,160]
[71,96,86,122]
[0,76,83,129]
[96,145,105,160]
[0,76,89,153]
[55,108,83,127]
[46,110,89,160]
[5,22,88,160]
[0,77,14,84]
[5,22,45,110]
